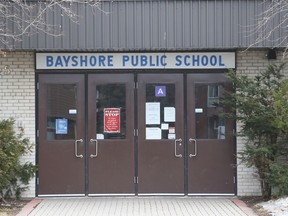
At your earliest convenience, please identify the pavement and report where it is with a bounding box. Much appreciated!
[16,197,257,216]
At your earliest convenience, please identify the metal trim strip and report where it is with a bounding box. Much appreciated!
[88,193,135,197]
[138,193,184,196]
[38,194,85,197]
[188,193,235,196]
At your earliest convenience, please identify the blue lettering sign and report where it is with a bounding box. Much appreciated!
[40,53,233,69]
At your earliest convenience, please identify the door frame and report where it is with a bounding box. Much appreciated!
[36,71,138,196]
[36,70,236,197]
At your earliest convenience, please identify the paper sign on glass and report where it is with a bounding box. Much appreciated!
[104,108,121,133]
[164,107,175,122]
[155,86,166,97]
[146,127,162,140]
[96,134,104,139]
[146,102,160,125]
[168,133,176,139]
[161,123,169,130]
[69,109,77,114]
[195,108,203,113]
[169,127,175,133]
[55,119,68,134]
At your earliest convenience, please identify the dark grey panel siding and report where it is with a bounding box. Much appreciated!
[4,0,286,50]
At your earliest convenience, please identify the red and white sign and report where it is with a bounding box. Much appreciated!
[104,108,121,133]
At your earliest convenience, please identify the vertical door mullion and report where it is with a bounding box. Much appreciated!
[84,73,89,196]
[183,72,188,195]
[134,73,138,195]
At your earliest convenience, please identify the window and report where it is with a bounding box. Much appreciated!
[195,83,225,140]
[207,85,219,107]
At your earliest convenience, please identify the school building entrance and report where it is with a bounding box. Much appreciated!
[36,53,236,196]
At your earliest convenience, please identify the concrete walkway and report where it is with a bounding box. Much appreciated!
[17,197,257,216]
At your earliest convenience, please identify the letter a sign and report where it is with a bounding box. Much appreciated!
[155,86,166,97]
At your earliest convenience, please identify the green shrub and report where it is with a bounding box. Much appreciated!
[0,118,36,200]
[222,63,288,199]
[267,162,288,197]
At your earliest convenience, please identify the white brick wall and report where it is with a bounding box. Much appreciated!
[0,50,286,198]
[236,50,288,196]
[0,51,35,198]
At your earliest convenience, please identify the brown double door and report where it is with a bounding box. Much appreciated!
[37,73,235,196]
[38,74,134,196]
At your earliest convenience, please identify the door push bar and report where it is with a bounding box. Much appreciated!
[189,138,197,157]
[90,139,98,158]
[174,138,182,158]
[75,139,83,158]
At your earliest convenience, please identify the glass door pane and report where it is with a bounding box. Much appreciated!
[145,84,176,140]
[46,84,77,140]
[95,84,126,140]
[195,83,226,140]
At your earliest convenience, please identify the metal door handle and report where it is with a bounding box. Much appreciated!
[75,139,83,158]
[189,138,197,157]
[174,138,182,158]
[90,139,98,158]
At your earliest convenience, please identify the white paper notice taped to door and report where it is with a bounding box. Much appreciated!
[195,108,203,113]
[69,109,77,114]
[96,134,104,139]
[164,107,175,122]
[146,102,160,125]
[161,123,169,130]
[146,127,162,140]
